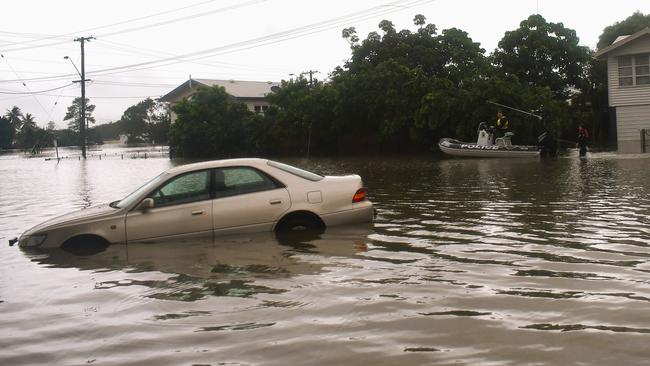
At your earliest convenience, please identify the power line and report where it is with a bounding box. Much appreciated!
[83,0,437,77]
[0,0,266,53]
[0,52,50,115]
[0,83,75,94]
[0,0,436,83]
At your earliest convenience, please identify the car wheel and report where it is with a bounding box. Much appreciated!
[276,214,324,232]
[61,235,110,256]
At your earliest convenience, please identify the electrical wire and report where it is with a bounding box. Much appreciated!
[0,0,265,53]
[0,83,76,94]
[0,53,50,115]
[0,0,436,83]
[84,0,437,78]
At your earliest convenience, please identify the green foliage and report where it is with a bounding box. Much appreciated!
[493,14,590,99]
[0,117,12,149]
[5,106,23,131]
[91,121,122,141]
[169,85,259,158]
[598,11,650,49]
[64,97,96,132]
[119,98,170,143]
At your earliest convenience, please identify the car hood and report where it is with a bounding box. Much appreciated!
[23,202,122,235]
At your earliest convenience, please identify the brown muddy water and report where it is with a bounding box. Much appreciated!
[1,146,650,365]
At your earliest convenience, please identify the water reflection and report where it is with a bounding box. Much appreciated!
[3,151,650,365]
[24,225,373,301]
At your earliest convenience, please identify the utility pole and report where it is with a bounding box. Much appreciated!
[301,70,319,87]
[300,70,319,158]
[73,36,94,158]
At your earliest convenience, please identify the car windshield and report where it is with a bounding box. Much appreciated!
[114,172,168,209]
[267,160,324,181]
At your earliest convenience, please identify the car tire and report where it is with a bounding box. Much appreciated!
[276,214,324,232]
[61,235,110,256]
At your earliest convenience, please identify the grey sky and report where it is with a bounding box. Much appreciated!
[1,0,649,128]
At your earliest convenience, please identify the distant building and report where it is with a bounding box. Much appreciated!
[595,28,650,153]
[159,78,280,123]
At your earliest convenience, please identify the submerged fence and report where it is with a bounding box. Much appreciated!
[36,146,170,161]
[642,129,650,153]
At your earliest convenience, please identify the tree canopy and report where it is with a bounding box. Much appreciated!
[169,85,262,158]
[597,11,650,49]
[493,14,590,99]
[64,97,96,132]
[119,98,170,143]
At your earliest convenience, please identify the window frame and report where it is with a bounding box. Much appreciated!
[618,53,650,87]
[147,169,213,208]
[212,166,286,199]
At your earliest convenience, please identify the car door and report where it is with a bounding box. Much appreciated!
[212,166,290,234]
[126,169,213,242]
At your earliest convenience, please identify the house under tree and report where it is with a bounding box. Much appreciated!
[160,78,280,123]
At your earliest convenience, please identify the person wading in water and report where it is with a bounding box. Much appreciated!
[577,124,589,157]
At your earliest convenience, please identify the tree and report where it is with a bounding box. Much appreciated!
[328,16,496,150]
[169,86,255,158]
[493,14,590,99]
[64,97,96,132]
[4,106,23,144]
[598,11,650,49]
[14,113,52,151]
[5,106,23,130]
[0,117,12,149]
[119,98,170,143]
[46,121,56,130]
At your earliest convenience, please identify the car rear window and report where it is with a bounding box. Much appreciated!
[267,161,324,182]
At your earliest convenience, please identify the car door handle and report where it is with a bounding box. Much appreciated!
[191,210,205,215]
[269,199,282,205]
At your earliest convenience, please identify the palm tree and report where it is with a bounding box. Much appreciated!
[16,113,40,150]
[22,113,37,129]
[4,106,24,132]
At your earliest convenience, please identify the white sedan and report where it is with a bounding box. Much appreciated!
[17,158,374,250]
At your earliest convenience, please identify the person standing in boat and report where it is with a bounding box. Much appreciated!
[577,124,589,156]
[497,110,510,135]
[495,110,510,139]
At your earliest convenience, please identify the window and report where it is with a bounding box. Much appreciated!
[619,54,650,86]
[214,167,282,198]
[254,105,262,113]
[267,160,324,181]
[149,170,210,207]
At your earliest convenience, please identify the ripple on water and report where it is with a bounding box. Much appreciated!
[2,153,650,365]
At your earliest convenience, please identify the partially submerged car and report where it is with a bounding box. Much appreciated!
[17,158,373,250]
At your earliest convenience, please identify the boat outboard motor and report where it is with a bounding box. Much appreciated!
[538,131,558,158]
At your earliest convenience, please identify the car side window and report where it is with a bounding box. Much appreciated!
[150,170,211,207]
[214,167,282,199]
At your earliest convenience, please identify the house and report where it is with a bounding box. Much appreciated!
[595,27,650,153]
[159,78,280,123]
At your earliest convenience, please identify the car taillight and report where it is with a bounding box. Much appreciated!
[352,188,367,203]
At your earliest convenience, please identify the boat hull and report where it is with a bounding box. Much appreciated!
[438,138,540,158]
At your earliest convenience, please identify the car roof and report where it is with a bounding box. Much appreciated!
[166,158,270,175]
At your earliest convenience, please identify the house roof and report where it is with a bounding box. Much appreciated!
[595,27,650,58]
[160,79,280,102]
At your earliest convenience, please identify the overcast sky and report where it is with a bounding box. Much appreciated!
[1,0,649,128]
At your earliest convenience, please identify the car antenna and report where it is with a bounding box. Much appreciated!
[487,100,542,121]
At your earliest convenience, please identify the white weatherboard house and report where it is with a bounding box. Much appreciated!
[596,27,650,153]
[160,78,280,123]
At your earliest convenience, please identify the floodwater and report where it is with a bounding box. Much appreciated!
[1,146,650,365]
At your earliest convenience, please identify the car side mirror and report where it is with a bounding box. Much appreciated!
[137,198,155,211]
